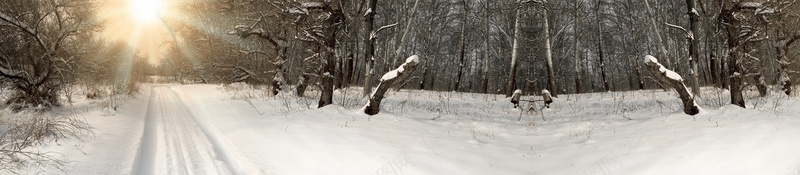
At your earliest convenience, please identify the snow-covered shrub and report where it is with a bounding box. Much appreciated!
[0,111,92,174]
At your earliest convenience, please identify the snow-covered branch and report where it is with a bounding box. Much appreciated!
[0,11,48,52]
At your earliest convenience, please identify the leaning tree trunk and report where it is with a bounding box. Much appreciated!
[364,55,420,115]
[644,55,700,115]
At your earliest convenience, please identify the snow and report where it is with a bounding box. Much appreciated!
[407,55,420,63]
[757,7,776,15]
[380,55,419,81]
[541,89,550,94]
[741,2,762,8]
[645,55,683,81]
[0,67,21,76]
[365,8,373,16]
[9,84,800,174]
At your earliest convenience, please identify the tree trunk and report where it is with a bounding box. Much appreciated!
[728,50,745,108]
[596,0,609,91]
[272,45,287,96]
[363,0,378,97]
[506,0,523,97]
[644,55,700,115]
[318,46,336,108]
[455,0,468,92]
[296,74,309,97]
[687,0,701,95]
[543,6,557,97]
[482,0,491,93]
[365,56,419,115]
[720,3,748,108]
[573,0,582,93]
[317,5,343,108]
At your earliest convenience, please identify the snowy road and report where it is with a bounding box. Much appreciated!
[133,87,237,175]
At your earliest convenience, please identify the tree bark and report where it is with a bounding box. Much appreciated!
[644,55,700,115]
[365,56,419,115]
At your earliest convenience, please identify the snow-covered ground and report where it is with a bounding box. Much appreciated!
[10,84,800,174]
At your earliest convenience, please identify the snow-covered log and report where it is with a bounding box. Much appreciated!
[364,55,420,115]
[644,55,700,115]
[510,89,522,108]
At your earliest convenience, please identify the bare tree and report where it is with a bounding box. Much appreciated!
[0,0,96,110]
[719,1,781,107]
[287,1,344,108]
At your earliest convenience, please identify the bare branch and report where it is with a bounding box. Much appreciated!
[371,23,398,40]
[665,22,693,40]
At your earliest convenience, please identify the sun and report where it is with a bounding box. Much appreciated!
[128,0,164,24]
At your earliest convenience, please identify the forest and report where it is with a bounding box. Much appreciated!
[2,0,799,111]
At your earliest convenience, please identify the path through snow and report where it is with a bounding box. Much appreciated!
[133,87,238,175]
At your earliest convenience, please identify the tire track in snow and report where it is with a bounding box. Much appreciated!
[132,87,239,174]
